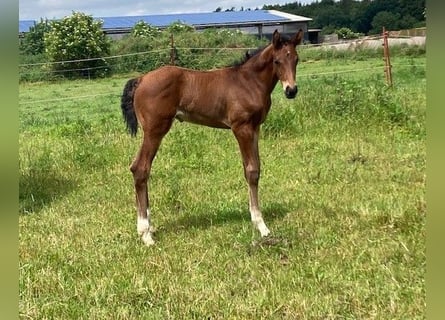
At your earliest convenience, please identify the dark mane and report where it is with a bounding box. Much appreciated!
[230,33,295,68]
[230,46,267,68]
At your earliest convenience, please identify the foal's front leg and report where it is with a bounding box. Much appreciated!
[233,124,271,237]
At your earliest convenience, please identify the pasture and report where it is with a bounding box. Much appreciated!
[19,55,425,319]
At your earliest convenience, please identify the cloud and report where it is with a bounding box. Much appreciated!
[20,0,315,20]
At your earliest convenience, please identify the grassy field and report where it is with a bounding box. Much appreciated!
[19,55,425,319]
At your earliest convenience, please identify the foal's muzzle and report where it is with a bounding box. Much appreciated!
[285,85,298,99]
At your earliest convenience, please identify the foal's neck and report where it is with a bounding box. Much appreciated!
[242,45,278,95]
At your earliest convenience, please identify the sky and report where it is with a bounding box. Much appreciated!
[19,0,315,21]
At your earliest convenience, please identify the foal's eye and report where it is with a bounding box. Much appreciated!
[274,60,280,65]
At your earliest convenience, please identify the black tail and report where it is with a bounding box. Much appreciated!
[121,78,139,136]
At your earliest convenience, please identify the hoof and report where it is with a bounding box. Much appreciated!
[141,232,155,246]
[257,221,271,237]
[260,227,271,238]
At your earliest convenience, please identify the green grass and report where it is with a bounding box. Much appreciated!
[19,56,425,319]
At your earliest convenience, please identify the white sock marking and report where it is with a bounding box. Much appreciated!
[137,216,149,236]
[250,206,270,237]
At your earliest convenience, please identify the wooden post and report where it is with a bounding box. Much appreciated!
[258,24,263,40]
[170,33,175,66]
[382,27,393,87]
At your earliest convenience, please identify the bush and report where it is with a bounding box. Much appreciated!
[109,33,171,74]
[20,18,52,55]
[44,11,111,78]
[335,27,361,40]
[166,21,195,33]
[131,21,161,39]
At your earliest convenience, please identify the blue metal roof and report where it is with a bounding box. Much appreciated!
[100,11,288,30]
[19,10,311,33]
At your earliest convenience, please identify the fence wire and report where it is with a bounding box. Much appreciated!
[19,44,425,106]
[16,65,383,106]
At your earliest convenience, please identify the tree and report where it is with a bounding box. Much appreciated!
[315,6,349,32]
[370,11,400,34]
[398,0,425,21]
[20,18,51,55]
[398,14,418,30]
[362,0,398,34]
[350,0,371,34]
[262,0,425,35]
[44,11,111,78]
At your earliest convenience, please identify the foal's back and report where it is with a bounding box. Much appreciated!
[134,65,249,129]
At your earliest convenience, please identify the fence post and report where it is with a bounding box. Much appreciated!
[170,34,176,66]
[382,27,393,87]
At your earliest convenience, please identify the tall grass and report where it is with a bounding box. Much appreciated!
[19,54,425,319]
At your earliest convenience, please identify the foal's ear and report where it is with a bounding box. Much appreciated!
[291,29,304,46]
[272,29,282,48]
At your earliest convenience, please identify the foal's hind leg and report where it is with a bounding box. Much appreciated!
[233,124,270,237]
[130,119,172,245]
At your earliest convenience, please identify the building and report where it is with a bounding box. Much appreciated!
[19,10,313,41]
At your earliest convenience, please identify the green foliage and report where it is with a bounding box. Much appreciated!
[20,18,52,55]
[110,35,170,73]
[171,28,265,70]
[19,53,47,82]
[205,28,245,44]
[370,11,401,34]
[398,14,419,30]
[335,27,361,39]
[131,20,160,38]
[109,27,265,74]
[166,21,195,33]
[265,0,426,35]
[44,11,111,78]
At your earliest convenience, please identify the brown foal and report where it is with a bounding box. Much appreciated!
[121,29,304,245]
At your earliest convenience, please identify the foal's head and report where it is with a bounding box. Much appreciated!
[271,29,304,99]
